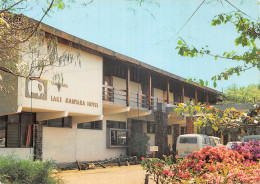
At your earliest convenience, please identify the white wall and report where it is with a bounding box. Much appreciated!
[42,114,127,163]
[129,81,142,107]
[112,77,126,104]
[19,41,103,116]
[154,88,163,100]
[0,148,33,160]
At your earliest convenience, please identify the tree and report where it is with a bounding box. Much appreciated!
[0,0,81,92]
[176,12,259,87]
[129,133,150,157]
[220,84,260,104]
[174,102,260,143]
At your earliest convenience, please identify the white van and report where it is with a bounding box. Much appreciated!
[241,135,260,142]
[176,134,212,158]
[209,136,223,146]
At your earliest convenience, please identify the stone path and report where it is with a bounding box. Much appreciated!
[56,165,156,184]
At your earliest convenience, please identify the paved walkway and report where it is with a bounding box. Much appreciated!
[56,165,156,184]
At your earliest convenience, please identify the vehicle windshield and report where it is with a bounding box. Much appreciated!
[244,137,260,142]
[179,137,197,144]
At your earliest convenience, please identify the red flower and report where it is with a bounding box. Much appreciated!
[155,163,162,167]
[208,165,216,172]
[181,173,187,178]
[163,170,169,175]
[141,157,145,160]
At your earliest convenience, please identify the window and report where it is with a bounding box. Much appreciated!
[77,121,102,130]
[0,112,35,148]
[106,121,126,129]
[42,117,72,128]
[181,127,186,135]
[179,137,197,144]
[106,121,128,147]
[0,116,7,148]
[110,129,128,146]
[147,122,155,134]
[202,137,211,144]
[167,126,172,135]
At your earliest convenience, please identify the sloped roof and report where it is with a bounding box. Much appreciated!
[40,23,219,95]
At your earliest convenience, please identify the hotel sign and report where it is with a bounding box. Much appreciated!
[51,96,98,108]
[25,79,99,108]
[25,79,47,100]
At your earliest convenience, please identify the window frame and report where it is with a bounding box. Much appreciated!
[106,120,126,129]
[106,128,129,148]
[77,120,102,130]
[167,126,172,135]
[42,117,72,128]
[0,112,35,148]
[147,122,155,134]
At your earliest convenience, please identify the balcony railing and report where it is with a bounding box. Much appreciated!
[102,85,167,110]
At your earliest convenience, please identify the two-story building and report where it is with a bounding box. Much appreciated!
[0,23,219,163]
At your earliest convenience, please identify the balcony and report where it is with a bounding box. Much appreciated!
[102,85,168,111]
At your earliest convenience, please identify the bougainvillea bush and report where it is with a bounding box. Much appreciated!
[141,141,260,184]
[231,141,260,161]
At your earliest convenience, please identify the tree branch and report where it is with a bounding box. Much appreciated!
[19,0,55,43]
[0,0,24,13]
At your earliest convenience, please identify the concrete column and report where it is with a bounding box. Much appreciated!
[154,111,168,158]
[186,116,194,134]
[34,123,43,160]
[195,88,198,105]
[126,64,130,106]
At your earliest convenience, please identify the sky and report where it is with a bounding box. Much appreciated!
[26,0,259,92]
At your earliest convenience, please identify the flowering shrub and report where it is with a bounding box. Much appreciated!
[231,141,260,161]
[141,142,260,184]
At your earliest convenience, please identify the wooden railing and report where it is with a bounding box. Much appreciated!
[102,85,169,109]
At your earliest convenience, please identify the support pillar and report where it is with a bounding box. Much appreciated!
[167,79,170,104]
[186,116,194,134]
[206,92,209,105]
[154,111,168,158]
[148,72,151,109]
[182,85,185,103]
[126,64,130,106]
[195,88,198,105]
[34,123,43,161]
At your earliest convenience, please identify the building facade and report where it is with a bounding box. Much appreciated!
[0,23,219,163]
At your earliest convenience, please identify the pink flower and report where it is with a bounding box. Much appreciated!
[181,173,187,178]
[141,157,145,160]
[208,165,216,172]
[163,170,169,175]
[155,163,162,167]
[198,161,204,165]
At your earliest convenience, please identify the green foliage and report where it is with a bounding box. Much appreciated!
[175,102,260,136]
[186,78,208,87]
[0,155,63,184]
[176,12,260,87]
[221,84,260,104]
[129,133,150,157]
